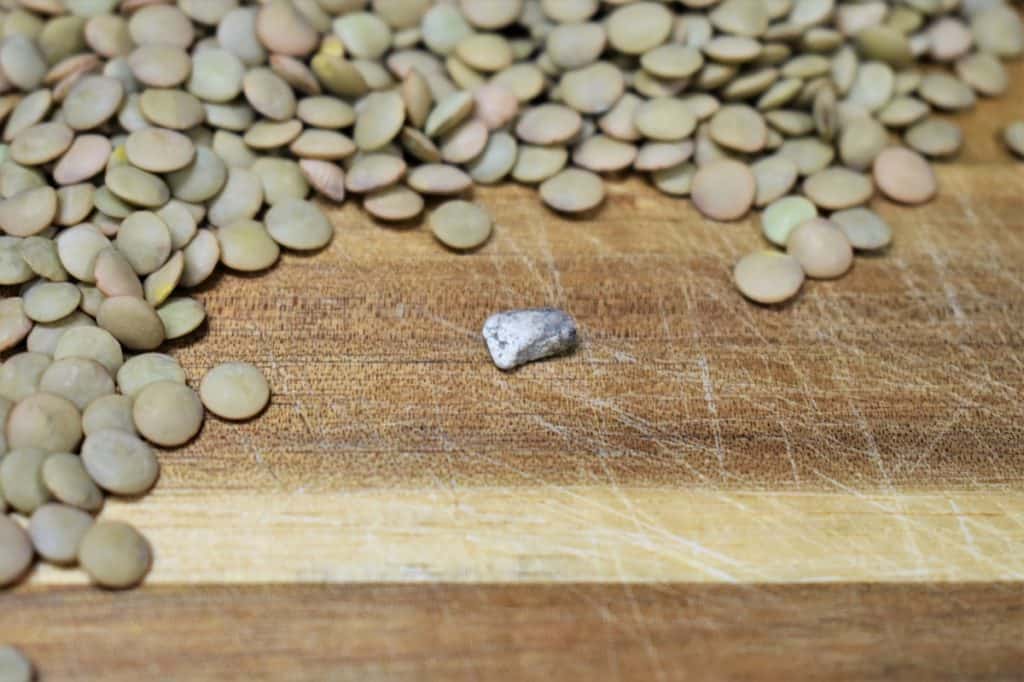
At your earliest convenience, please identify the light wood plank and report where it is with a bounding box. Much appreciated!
[21,487,1024,584]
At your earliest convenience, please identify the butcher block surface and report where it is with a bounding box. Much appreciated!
[4,61,1024,682]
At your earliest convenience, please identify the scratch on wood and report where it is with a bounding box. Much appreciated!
[927,248,968,327]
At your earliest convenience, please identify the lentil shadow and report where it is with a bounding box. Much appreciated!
[373,217,425,231]
[489,344,583,374]
[153,417,207,454]
[200,392,271,425]
[433,229,494,255]
[743,285,807,312]
[104,471,163,506]
[539,201,607,222]
[160,319,210,353]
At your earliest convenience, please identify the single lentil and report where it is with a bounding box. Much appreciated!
[200,362,270,421]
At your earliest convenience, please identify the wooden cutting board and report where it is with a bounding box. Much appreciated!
[5,60,1024,682]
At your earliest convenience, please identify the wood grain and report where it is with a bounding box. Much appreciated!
[6,41,1024,682]
[21,92,1018,584]
[171,164,1024,492]
[4,583,1023,681]
[151,88,1024,496]
[26,488,1024,583]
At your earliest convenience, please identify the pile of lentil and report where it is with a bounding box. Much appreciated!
[0,0,1022,592]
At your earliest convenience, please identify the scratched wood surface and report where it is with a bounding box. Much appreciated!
[5,584,1023,681]
[4,59,1024,681]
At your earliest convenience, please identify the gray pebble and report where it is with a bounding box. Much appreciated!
[482,308,578,371]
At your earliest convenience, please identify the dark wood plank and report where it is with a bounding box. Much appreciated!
[160,157,1024,493]
[145,56,1024,495]
[3,583,1023,681]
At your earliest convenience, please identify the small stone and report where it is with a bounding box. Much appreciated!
[482,308,579,371]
